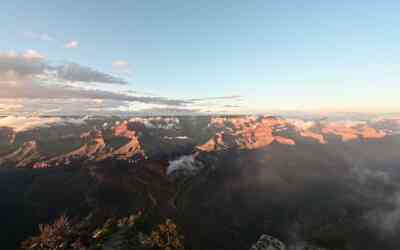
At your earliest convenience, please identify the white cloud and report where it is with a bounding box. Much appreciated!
[0,116,90,132]
[64,40,79,49]
[112,60,130,73]
[0,116,62,132]
[23,49,46,60]
[167,154,202,175]
[0,103,24,112]
[112,60,129,68]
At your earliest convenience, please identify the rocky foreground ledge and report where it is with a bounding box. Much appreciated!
[250,234,327,250]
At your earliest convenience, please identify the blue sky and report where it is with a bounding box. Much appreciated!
[0,0,399,114]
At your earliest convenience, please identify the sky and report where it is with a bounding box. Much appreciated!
[0,0,399,115]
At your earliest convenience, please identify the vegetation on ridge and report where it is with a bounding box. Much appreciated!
[21,211,185,250]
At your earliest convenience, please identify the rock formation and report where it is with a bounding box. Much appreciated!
[250,234,286,250]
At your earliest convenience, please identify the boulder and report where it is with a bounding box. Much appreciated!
[250,234,286,250]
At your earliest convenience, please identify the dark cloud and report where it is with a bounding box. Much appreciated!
[53,63,127,84]
[0,51,46,77]
[0,51,126,85]
[0,82,188,106]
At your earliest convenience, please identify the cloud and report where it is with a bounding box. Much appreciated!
[23,49,46,60]
[133,107,201,115]
[0,98,202,116]
[0,50,46,78]
[0,50,191,115]
[0,116,89,132]
[64,40,79,49]
[0,50,126,85]
[0,50,242,115]
[0,98,123,116]
[23,31,54,41]
[112,60,130,72]
[223,104,240,108]
[0,83,188,106]
[54,63,127,84]
[0,103,24,112]
[188,95,242,101]
[167,154,203,175]
[0,116,63,132]
[366,192,400,234]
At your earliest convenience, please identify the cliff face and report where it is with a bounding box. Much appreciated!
[199,115,392,152]
[299,130,326,144]
[321,123,386,141]
[0,115,393,168]
[0,127,15,145]
[0,116,400,250]
[197,116,296,152]
[0,140,41,167]
[68,131,107,159]
[110,122,143,160]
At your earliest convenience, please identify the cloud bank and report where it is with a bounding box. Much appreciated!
[0,116,88,132]
[0,50,126,85]
[0,50,242,115]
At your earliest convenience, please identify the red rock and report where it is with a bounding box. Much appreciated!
[114,121,137,139]
[198,116,294,151]
[300,131,326,144]
[321,123,386,141]
[274,136,296,145]
[359,126,386,139]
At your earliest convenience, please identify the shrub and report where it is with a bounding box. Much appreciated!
[21,215,73,250]
[143,219,185,250]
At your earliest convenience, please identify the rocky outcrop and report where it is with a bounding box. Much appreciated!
[0,127,15,145]
[109,121,144,160]
[274,136,296,145]
[250,234,286,250]
[196,132,234,152]
[0,115,393,168]
[198,116,295,151]
[321,123,386,141]
[114,121,137,139]
[249,235,329,250]
[358,125,386,139]
[110,136,142,160]
[239,122,275,149]
[67,130,107,160]
[0,140,41,167]
[300,131,326,144]
[371,117,400,135]
[46,124,144,164]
